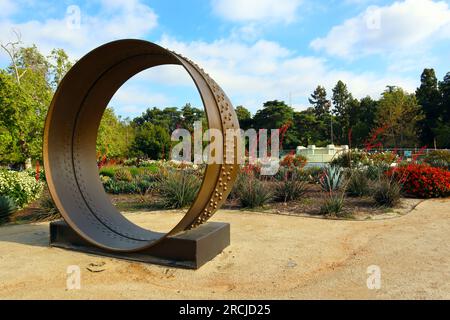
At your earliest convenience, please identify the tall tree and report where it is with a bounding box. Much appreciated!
[375,87,423,148]
[180,103,204,131]
[308,85,330,118]
[0,71,26,164]
[0,45,53,166]
[235,105,252,130]
[97,107,132,159]
[130,122,171,160]
[1,31,26,85]
[292,108,328,147]
[351,96,378,147]
[252,100,295,149]
[416,68,441,147]
[332,80,352,144]
[253,100,294,129]
[133,107,182,132]
[435,72,450,147]
[438,72,450,122]
[48,48,73,89]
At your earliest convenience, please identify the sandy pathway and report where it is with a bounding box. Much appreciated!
[0,199,448,299]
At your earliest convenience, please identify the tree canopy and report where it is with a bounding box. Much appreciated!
[0,40,448,165]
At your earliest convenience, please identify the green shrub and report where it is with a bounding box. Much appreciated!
[99,166,116,178]
[137,160,160,171]
[134,175,156,194]
[229,172,243,200]
[302,166,323,183]
[114,168,133,182]
[423,150,450,169]
[331,151,397,168]
[0,170,43,208]
[367,151,398,167]
[235,173,274,208]
[320,194,345,216]
[275,170,308,202]
[123,158,139,166]
[346,170,370,197]
[102,173,156,195]
[274,166,304,181]
[128,167,140,177]
[103,179,138,194]
[319,165,344,192]
[373,178,401,207]
[0,195,17,224]
[365,164,388,181]
[157,169,201,208]
[331,151,367,168]
[26,168,46,182]
[294,169,311,182]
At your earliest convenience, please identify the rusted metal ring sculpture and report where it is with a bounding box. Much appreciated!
[44,40,240,252]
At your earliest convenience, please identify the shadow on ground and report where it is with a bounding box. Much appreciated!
[0,223,50,247]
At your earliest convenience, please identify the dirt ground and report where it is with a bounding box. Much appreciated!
[0,198,449,299]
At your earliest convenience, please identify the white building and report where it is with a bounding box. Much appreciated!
[296,145,349,167]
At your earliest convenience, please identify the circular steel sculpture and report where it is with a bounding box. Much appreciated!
[44,39,240,252]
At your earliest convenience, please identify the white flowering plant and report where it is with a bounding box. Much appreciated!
[0,170,43,208]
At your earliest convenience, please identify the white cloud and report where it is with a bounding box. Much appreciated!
[159,35,417,112]
[132,65,193,87]
[0,0,16,17]
[311,0,450,59]
[108,66,203,117]
[110,85,171,117]
[212,0,303,23]
[0,0,158,59]
[0,0,423,115]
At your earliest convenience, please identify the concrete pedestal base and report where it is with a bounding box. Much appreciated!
[49,220,230,269]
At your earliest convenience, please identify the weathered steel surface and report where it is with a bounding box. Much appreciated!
[44,40,240,252]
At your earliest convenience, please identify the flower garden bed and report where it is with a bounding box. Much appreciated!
[2,150,450,225]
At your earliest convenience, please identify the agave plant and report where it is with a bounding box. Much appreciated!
[319,165,344,192]
[0,195,17,224]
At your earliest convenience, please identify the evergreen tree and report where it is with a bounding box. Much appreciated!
[416,68,441,147]
[435,72,450,147]
[253,100,294,130]
[292,108,328,147]
[180,103,204,131]
[308,85,330,118]
[332,80,352,144]
[438,72,450,122]
[130,122,171,160]
[252,100,295,149]
[351,96,378,147]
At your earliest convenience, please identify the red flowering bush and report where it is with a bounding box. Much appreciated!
[280,154,307,168]
[240,164,261,176]
[388,164,450,198]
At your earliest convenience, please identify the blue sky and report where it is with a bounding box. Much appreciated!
[0,0,449,118]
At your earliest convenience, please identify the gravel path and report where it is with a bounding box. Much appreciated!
[0,199,449,299]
